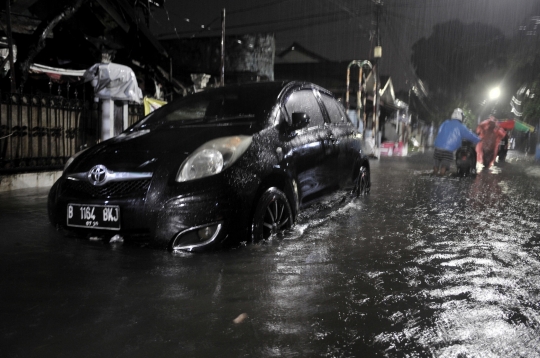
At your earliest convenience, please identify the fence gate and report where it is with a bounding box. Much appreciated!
[0,90,143,173]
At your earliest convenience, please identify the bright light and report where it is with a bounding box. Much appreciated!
[489,87,501,100]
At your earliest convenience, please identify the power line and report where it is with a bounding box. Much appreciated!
[227,0,295,14]
[153,0,372,40]
[158,10,342,37]
[153,0,297,38]
[157,8,371,39]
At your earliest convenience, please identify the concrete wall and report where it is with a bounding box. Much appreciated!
[0,171,61,192]
[161,33,275,85]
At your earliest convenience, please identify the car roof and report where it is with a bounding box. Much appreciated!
[201,80,331,98]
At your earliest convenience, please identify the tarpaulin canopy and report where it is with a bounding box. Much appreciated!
[143,96,167,115]
[513,119,535,133]
[497,118,534,133]
[29,63,86,82]
[498,119,515,130]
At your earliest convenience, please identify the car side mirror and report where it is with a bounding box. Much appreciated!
[289,112,310,130]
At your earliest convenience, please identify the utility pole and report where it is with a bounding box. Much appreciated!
[220,8,225,87]
[5,0,17,92]
[144,0,150,27]
[372,0,382,159]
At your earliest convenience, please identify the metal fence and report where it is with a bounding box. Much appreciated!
[0,90,143,173]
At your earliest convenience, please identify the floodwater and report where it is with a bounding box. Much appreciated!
[1,151,540,357]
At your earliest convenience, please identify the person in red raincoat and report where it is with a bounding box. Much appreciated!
[475,116,507,168]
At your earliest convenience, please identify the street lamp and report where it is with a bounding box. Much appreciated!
[489,87,501,101]
[488,86,501,117]
[478,86,501,124]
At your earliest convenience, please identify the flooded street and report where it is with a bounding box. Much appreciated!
[2,151,540,357]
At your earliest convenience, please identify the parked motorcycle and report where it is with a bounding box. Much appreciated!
[455,140,477,176]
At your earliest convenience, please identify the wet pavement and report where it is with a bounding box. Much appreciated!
[1,150,540,357]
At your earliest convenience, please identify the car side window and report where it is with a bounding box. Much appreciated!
[284,89,325,127]
[320,94,346,124]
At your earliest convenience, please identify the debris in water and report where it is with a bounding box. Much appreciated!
[110,234,124,243]
[233,313,248,324]
[89,236,102,241]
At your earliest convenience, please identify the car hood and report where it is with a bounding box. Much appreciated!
[66,122,263,174]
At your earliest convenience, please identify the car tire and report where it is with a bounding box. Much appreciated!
[352,163,370,197]
[251,187,293,243]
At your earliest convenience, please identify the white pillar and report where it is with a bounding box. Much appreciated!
[122,102,129,131]
[101,99,114,141]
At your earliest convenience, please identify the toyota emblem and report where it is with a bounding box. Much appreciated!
[88,165,108,186]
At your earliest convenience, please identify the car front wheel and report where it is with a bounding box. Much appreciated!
[251,187,293,243]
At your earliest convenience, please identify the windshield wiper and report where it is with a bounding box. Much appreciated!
[205,114,255,123]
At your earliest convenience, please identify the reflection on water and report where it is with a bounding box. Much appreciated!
[2,156,540,357]
[227,157,540,356]
[294,159,540,357]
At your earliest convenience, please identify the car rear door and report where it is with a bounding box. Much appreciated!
[319,92,358,188]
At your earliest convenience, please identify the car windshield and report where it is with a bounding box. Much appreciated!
[141,85,281,126]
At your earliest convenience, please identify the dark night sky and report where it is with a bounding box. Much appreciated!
[150,0,540,91]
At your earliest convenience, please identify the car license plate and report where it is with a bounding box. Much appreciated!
[67,204,121,230]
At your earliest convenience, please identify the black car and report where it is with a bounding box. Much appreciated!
[48,81,371,251]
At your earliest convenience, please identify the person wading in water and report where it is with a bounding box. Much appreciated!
[432,108,481,176]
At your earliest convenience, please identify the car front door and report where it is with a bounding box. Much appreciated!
[281,87,333,205]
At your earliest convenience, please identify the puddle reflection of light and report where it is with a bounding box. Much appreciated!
[440,257,496,267]
[427,305,524,357]
[498,180,511,194]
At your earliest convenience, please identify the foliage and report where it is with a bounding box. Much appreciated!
[508,33,540,124]
[410,20,510,126]
[407,88,475,128]
[522,80,540,123]
[412,21,507,97]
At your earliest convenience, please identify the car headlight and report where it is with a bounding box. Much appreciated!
[64,147,89,172]
[176,135,252,182]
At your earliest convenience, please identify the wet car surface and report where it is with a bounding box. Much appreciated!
[2,151,540,357]
[47,81,370,251]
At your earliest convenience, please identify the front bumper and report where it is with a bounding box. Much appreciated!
[48,175,255,251]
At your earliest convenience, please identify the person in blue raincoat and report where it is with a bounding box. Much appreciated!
[433,108,481,176]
